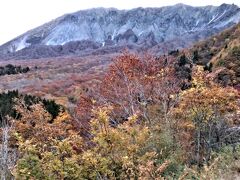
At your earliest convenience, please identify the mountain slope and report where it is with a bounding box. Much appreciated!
[190,23,240,86]
[0,3,240,60]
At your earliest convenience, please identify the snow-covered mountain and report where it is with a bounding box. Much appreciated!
[0,3,240,59]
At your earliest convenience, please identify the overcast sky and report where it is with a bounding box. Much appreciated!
[0,0,239,45]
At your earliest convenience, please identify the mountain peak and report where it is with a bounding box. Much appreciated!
[219,3,238,7]
[0,4,240,60]
[174,3,189,7]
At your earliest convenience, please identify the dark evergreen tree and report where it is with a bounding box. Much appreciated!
[0,90,61,125]
[204,62,213,72]
[179,54,188,66]
[192,50,199,63]
[0,64,30,76]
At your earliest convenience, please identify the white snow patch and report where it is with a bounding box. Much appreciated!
[16,37,30,51]
[231,12,240,23]
[213,10,226,22]
[205,10,227,28]
[214,12,240,28]
[207,10,227,25]
[208,14,218,25]
[195,20,200,26]
[111,30,116,40]
[138,31,144,36]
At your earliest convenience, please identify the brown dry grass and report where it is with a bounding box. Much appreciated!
[0,54,117,106]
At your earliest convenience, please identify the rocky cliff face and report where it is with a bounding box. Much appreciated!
[0,3,240,59]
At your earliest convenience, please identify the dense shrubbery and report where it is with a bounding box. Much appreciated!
[0,64,30,76]
[71,53,239,178]
[0,53,239,179]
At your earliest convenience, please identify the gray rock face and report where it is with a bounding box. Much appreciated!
[0,3,240,59]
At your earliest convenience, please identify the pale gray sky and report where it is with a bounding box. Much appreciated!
[0,0,239,45]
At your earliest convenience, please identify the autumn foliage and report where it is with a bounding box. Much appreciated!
[77,52,180,126]
[1,52,240,179]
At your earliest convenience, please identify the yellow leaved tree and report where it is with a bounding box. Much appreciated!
[79,106,170,179]
[174,66,239,167]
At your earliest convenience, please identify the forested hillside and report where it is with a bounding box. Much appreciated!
[0,50,239,179]
[191,23,240,86]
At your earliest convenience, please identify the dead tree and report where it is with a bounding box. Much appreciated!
[0,116,15,180]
